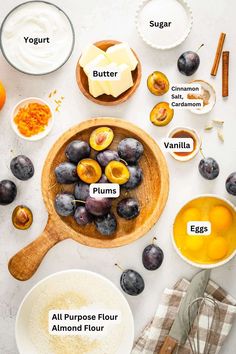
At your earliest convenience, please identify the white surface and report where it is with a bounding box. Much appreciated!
[0,0,235,353]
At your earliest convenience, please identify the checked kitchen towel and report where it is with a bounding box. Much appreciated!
[132,278,236,354]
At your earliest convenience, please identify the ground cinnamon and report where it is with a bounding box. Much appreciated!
[211,33,226,76]
[222,51,229,97]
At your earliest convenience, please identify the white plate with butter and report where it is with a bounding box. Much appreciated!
[16,270,134,354]
[0,1,75,75]
[136,0,193,50]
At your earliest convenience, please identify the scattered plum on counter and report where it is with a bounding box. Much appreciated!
[54,192,75,216]
[177,49,201,76]
[12,205,33,230]
[95,213,117,236]
[147,71,169,96]
[122,165,143,189]
[0,180,17,205]
[55,162,78,184]
[199,157,219,180]
[142,237,164,270]
[150,102,174,127]
[96,150,120,167]
[74,206,93,225]
[10,155,34,181]
[117,138,144,164]
[65,140,90,163]
[226,172,236,196]
[74,181,90,201]
[118,267,145,296]
[117,198,140,220]
[85,197,112,216]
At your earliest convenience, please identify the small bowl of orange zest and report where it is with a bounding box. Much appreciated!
[11,97,54,141]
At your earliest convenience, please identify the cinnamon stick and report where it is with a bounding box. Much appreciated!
[211,33,226,76]
[222,51,229,97]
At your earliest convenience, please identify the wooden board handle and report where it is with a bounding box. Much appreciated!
[159,336,178,354]
[8,218,61,281]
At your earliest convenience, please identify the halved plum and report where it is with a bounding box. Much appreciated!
[89,127,114,151]
[150,102,174,126]
[147,71,169,96]
[77,158,102,183]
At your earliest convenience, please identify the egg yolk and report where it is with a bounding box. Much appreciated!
[207,237,228,260]
[209,205,233,232]
[186,236,204,252]
[182,207,201,223]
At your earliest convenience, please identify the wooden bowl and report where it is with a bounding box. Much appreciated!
[8,118,169,281]
[76,40,142,105]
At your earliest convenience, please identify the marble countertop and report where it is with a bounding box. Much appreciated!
[0,0,235,353]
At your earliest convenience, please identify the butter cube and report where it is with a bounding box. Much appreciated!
[88,79,104,98]
[108,64,133,98]
[84,54,110,95]
[79,45,106,68]
[106,43,138,71]
[84,54,110,76]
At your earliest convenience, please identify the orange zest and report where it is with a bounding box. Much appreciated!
[14,103,51,137]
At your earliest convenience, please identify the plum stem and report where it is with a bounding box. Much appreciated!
[200,147,206,159]
[73,199,85,204]
[119,158,128,166]
[197,44,204,52]
[115,263,124,272]
[152,236,157,244]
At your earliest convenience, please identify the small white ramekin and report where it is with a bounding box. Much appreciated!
[136,0,193,50]
[171,194,236,269]
[167,126,201,162]
[11,97,54,141]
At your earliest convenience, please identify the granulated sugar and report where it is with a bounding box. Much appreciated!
[138,0,191,48]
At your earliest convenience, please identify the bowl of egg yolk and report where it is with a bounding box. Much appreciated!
[172,195,236,268]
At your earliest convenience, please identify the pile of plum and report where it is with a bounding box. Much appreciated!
[54,127,144,236]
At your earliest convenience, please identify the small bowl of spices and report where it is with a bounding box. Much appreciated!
[11,97,54,141]
[167,126,201,162]
[188,80,216,115]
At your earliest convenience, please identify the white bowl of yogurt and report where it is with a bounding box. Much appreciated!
[15,270,134,354]
[0,1,75,75]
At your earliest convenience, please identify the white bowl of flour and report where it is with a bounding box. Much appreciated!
[15,270,134,354]
[136,0,193,50]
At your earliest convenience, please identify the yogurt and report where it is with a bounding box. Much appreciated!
[0,1,74,74]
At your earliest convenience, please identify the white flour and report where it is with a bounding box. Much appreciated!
[26,272,131,354]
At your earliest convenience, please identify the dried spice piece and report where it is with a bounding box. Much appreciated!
[213,119,224,125]
[48,90,64,112]
[211,33,226,76]
[204,121,214,131]
[217,128,224,142]
[222,51,229,97]
[14,103,51,137]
